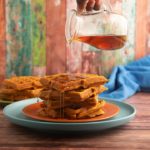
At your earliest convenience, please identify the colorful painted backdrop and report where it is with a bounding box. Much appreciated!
[0,0,149,81]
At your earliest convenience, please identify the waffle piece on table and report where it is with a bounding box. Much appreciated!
[0,76,43,101]
[0,89,42,101]
[40,73,108,92]
[40,85,107,102]
[3,76,42,90]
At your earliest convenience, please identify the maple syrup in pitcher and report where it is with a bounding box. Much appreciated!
[66,0,128,51]
[65,0,128,72]
[73,35,127,50]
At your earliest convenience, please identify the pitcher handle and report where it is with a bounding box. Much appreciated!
[65,9,80,44]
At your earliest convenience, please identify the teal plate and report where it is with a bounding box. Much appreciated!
[3,98,136,132]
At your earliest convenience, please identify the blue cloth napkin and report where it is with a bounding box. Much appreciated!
[99,55,150,101]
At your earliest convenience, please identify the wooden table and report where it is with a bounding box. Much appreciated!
[0,92,150,150]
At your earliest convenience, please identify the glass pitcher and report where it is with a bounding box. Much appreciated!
[65,0,128,50]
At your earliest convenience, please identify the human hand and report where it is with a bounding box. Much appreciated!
[77,0,101,13]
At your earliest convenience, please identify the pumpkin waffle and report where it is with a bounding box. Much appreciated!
[42,96,99,109]
[64,100,105,119]
[40,100,105,119]
[40,85,107,102]
[0,76,43,101]
[40,73,108,92]
[39,73,108,119]
[40,74,61,87]
[0,89,42,101]
[3,76,42,90]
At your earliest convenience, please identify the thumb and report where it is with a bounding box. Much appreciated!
[77,0,89,13]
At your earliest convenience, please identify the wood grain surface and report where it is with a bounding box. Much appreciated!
[46,0,66,74]
[31,0,46,76]
[0,0,6,82]
[6,0,32,77]
[0,92,150,150]
[135,0,148,59]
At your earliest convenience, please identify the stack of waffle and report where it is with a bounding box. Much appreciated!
[39,74,108,119]
[0,76,42,101]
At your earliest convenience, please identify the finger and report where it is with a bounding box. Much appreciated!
[94,0,101,10]
[77,0,88,13]
[86,0,95,11]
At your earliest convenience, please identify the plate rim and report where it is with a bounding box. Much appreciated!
[3,98,136,125]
